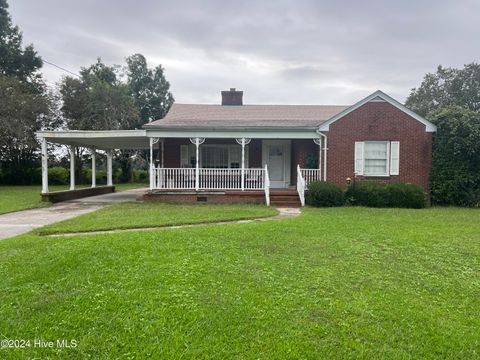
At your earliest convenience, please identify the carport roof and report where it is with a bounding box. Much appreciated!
[36,130,150,150]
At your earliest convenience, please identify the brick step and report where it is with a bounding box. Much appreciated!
[270,201,301,207]
[270,195,300,201]
[270,190,301,207]
[270,190,298,196]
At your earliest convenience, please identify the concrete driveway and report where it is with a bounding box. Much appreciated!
[0,188,147,240]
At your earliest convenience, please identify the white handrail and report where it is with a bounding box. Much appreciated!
[264,164,270,206]
[297,165,306,207]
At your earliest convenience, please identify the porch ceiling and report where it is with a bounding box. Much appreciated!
[36,130,150,150]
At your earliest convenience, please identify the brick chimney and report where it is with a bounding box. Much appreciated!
[221,88,243,105]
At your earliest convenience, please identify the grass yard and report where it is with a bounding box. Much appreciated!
[0,206,479,358]
[0,183,147,214]
[37,202,279,235]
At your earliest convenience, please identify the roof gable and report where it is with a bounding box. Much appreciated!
[317,90,437,133]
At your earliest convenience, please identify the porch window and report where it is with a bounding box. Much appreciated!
[202,146,229,168]
[181,144,247,168]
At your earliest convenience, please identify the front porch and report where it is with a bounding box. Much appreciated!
[148,137,325,206]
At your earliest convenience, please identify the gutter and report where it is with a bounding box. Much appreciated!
[316,129,328,181]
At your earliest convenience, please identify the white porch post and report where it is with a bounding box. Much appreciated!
[150,138,160,190]
[236,138,251,191]
[69,145,75,190]
[161,140,165,168]
[91,148,96,188]
[189,137,205,191]
[41,137,48,193]
[107,150,113,186]
[195,139,200,191]
[313,138,322,181]
[149,138,154,190]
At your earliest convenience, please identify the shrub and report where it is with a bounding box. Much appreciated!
[346,181,427,208]
[386,183,427,209]
[306,181,344,207]
[427,107,480,206]
[83,169,108,185]
[48,167,69,185]
[345,181,389,207]
[133,169,149,183]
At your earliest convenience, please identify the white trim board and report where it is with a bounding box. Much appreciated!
[146,129,320,139]
[317,90,437,133]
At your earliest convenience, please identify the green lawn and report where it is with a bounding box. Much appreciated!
[0,183,147,214]
[37,202,279,235]
[0,207,479,358]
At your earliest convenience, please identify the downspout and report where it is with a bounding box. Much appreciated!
[316,130,328,181]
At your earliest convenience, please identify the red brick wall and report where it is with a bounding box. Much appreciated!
[141,190,265,204]
[326,101,433,190]
[164,138,186,167]
[290,140,318,185]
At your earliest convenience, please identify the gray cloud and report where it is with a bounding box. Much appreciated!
[9,0,480,105]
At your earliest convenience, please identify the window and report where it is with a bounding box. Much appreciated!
[202,146,229,168]
[181,144,247,168]
[364,142,389,175]
[355,141,400,176]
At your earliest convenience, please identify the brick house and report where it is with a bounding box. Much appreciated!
[37,89,436,206]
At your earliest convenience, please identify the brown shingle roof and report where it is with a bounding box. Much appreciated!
[146,104,349,129]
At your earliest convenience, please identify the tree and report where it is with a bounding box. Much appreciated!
[60,59,139,131]
[122,54,174,181]
[60,59,140,182]
[59,55,174,183]
[0,0,51,184]
[0,0,42,88]
[406,63,480,117]
[126,53,174,127]
[0,75,49,184]
[428,107,480,206]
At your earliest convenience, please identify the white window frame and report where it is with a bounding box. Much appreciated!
[362,141,390,177]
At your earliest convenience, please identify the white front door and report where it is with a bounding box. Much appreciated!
[262,140,291,188]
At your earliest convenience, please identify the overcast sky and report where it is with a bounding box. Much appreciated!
[9,0,480,105]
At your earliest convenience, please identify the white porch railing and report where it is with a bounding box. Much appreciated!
[300,168,322,186]
[152,168,196,189]
[297,165,306,207]
[152,167,266,191]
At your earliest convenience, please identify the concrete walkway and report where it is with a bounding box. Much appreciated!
[0,188,147,240]
[48,207,301,237]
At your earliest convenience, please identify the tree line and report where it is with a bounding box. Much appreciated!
[0,0,173,185]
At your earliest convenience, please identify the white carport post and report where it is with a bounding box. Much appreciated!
[91,147,96,188]
[69,145,76,190]
[41,137,48,193]
[106,150,113,186]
